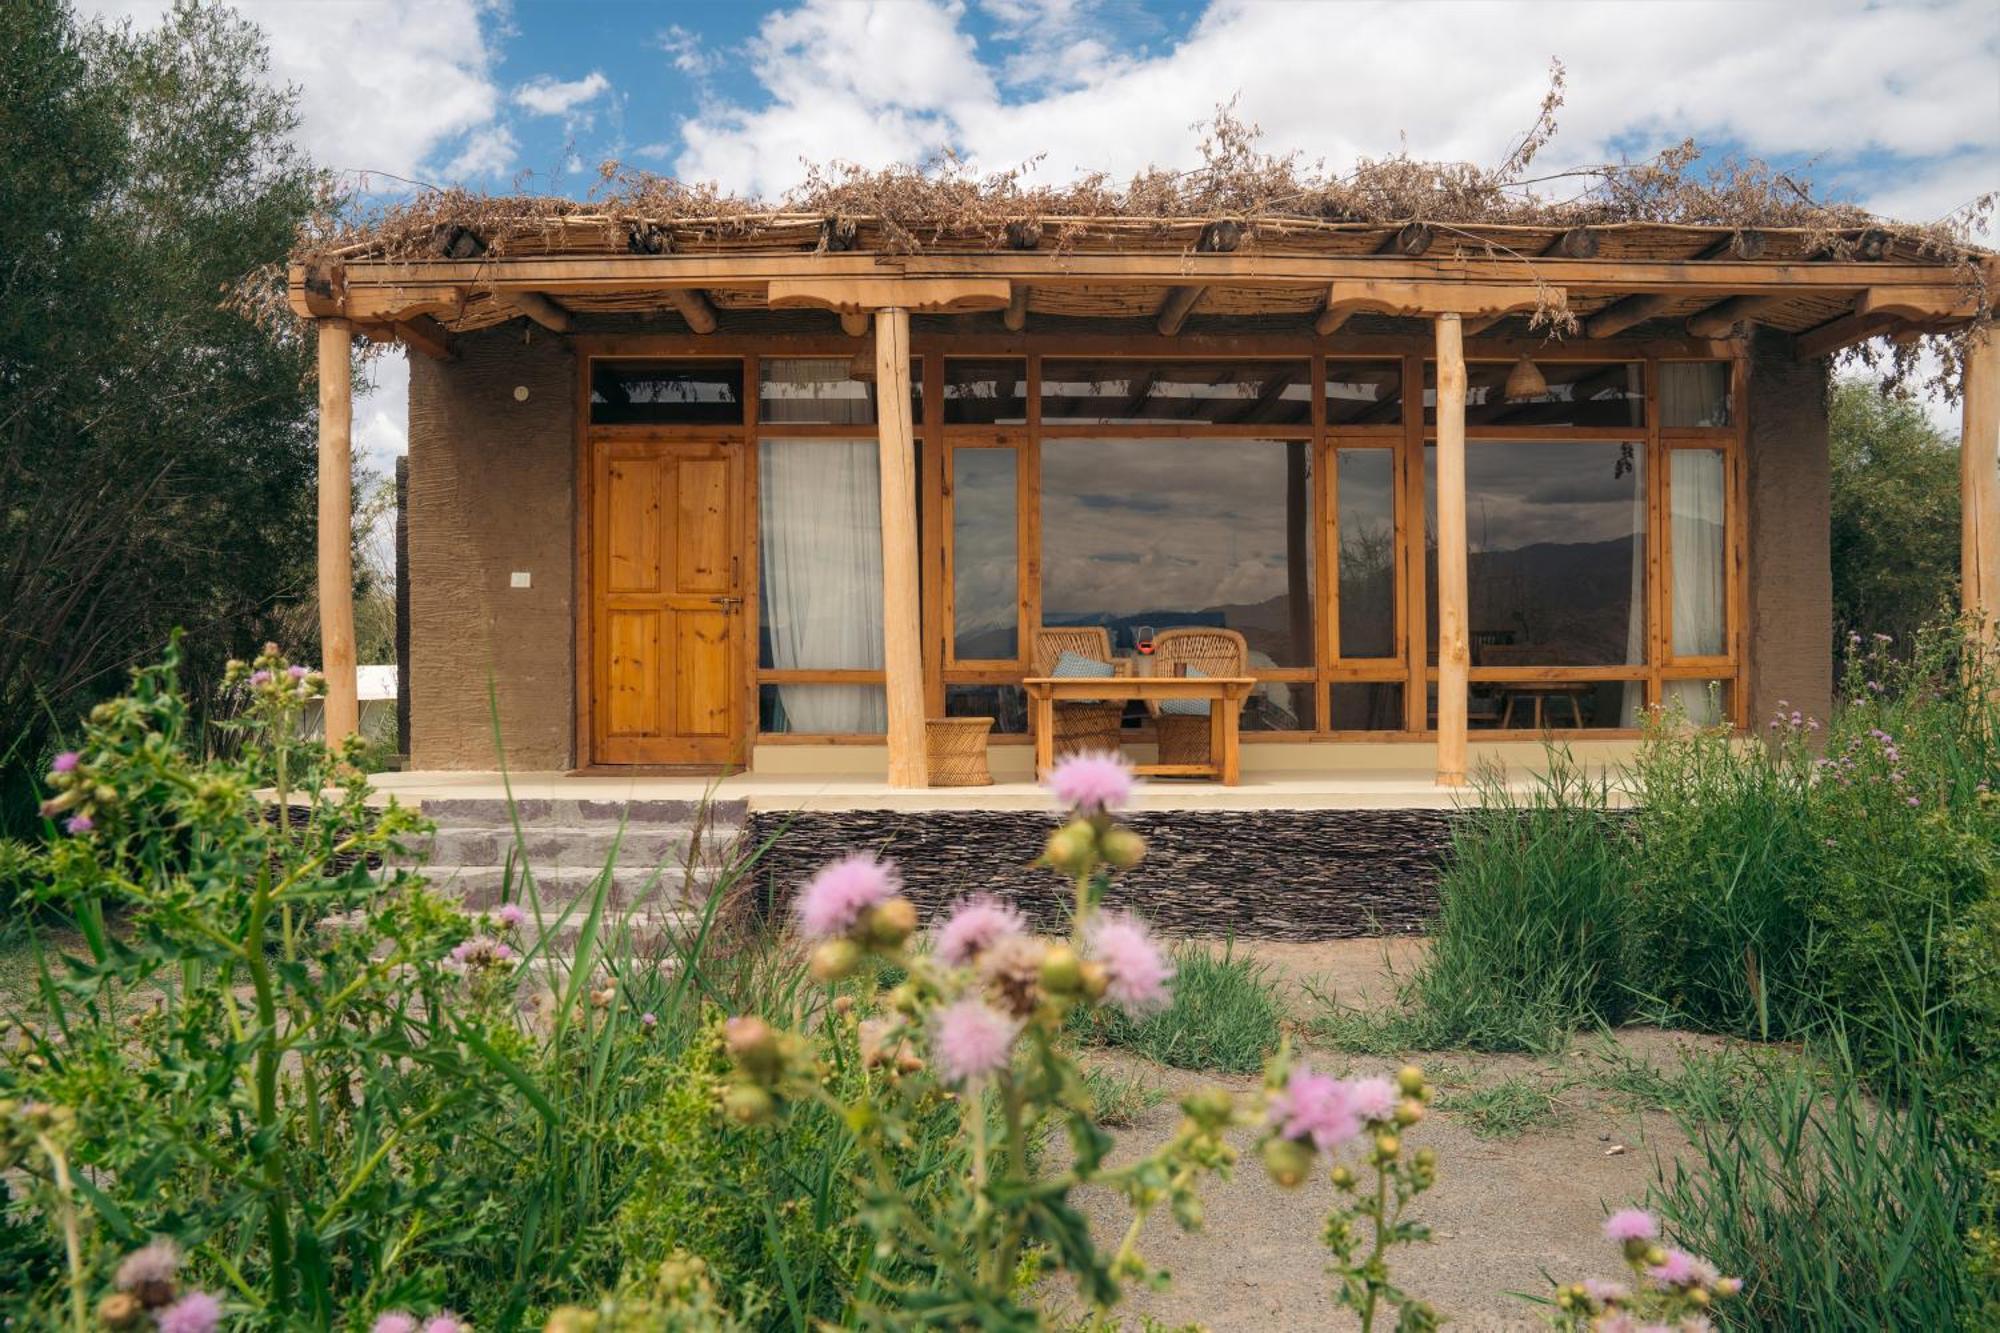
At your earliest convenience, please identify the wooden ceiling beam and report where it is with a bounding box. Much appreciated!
[839,312,870,337]
[503,291,572,333]
[1794,311,1901,360]
[1856,285,1986,321]
[1461,314,1509,336]
[1156,285,1205,336]
[1378,223,1434,257]
[665,288,718,334]
[1684,294,1787,338]
[1003,282,1029,332]
[1695,231,1768,261]
[1584,293,1672,339]
[356,315,454,361]
[1541,228,1599,259]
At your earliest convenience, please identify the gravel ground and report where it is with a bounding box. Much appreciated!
[1050,938,1736,1332]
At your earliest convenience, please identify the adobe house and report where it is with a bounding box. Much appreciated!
[288,195,1997,811]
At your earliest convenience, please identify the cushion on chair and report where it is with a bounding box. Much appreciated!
[1157,666,1212,716]
[1051,650,1114,679]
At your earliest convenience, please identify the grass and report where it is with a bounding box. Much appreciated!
[1080,1064,1167,1128]
[1578,1040,1768,1125]
[1069,942,1283,1074]
[1437,1073,1574,1139]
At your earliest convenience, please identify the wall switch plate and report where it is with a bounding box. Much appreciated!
[510,571,532,588]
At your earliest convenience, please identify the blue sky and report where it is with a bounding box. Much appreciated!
[77,0,2000,466]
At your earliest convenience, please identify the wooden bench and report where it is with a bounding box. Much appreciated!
[1023,675,1257,785]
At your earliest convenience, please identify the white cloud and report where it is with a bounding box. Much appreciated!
[673,0,2000,218]
[74,0,506,185]
[442,125,520,181]
[514,71,610,117]
[659,24,718,78]
[356,351,410,474]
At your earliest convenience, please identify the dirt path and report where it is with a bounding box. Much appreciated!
[1053,939,1736,1331]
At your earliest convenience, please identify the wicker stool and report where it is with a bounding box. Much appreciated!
[925,717,995,786]
[1154,712,1213,766]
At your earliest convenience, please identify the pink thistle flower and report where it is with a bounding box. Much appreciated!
[373,1315,419,1333]
[1603,1208,1659,1243]
[65,814,93,835]
[1646,1248,1711,1286]
[286,664,308,679]
[492,903,527,930]
[51,751,79,774]
[931,998,1019,1084]
[156,1291,223,1333]
[1345,1076,1397,1124]
[249,670,273,687]
[794,855,899,940]
[450,937,514,968]
[640,1011,658,1029]
[1046,751,1136,813]
[114,1238,181,1293]
[422,1315,467,1333]
[1088,912,1174,1013]
[1267,1065,1361,1152]
[1581,1277,1630,1305]
[933,896,1026,966]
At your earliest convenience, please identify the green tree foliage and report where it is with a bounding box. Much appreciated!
[1828,378,1961,656]
[0,0,327,833]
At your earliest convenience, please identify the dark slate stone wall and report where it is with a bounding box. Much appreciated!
[743,807,1461,941]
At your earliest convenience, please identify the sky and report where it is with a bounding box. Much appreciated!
[76,0,2000,478]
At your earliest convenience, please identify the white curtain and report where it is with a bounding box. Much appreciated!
[758,440,887,732]
[1662,678,1727,726]
[1671,450,1728,657]
[760,358,874,425]
[1660,363,1731,428]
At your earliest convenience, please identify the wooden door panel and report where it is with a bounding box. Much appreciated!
[591,441,743,766]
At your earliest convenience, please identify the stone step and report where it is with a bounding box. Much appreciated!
[425,861,733,910]
[419,825,737,870]
[416,797,748,830]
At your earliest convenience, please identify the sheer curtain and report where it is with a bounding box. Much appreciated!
[758,441,886,732]
[1664,449,1728,726]
[759,358,875,425]
[1659,363,1731,428]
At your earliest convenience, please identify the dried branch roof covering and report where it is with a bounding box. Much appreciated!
[302,94,1993,268]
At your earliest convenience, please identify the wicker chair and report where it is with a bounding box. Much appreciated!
[1032,626,1130,759]
[1147,627,1249,766]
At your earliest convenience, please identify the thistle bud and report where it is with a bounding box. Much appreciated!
[97,1294,144,1330]
[1329,1164,1356,1190]
[1414,1147,1437,1170]
[1181,1086,1234,1132]
[1039,943,1085,995]
[810,938,862,983]
[1396,1065,1426,1097]
[1642,1244,1668,1268]
[1077,959,1111,1002]
[1688,1287,1710,1308]
[1043,820,1097,874]
[723,1016,784,1082]
[721,1083,776,1125]
[861,897,918,948]
[1098,826,1146,869]
[1261,1135,1314,1188]
[1373,1132,1400,1161]
[1394,1097,1425,1126]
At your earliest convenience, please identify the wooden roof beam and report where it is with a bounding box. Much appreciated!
[1584,293,1672,339]
[358,315,454,361]
[839,312,870,337]
[1157,285,1205,336]
[1695,231,1768,261]
[1378,223,1434,257]
[1795,310,1901,360]
[503,291,572,333]
[1003,282,1029,332]
[1685,294,1787,338]
[1541,228,1599,259]
[666,288,718,334]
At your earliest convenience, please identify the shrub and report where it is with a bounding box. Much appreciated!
[1069,943,1284,1073]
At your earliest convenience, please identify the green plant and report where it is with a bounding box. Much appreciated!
[1078,1065,1167,1129]
[1438,1074,1572,1140]
[1546,1206,1742,1329]
[1069,943,1284,1074]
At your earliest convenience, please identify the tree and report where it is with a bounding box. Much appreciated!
[1827,378,1962,659]
[0,0,328,832]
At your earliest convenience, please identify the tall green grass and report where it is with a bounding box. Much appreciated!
[1069,943,1284,1073]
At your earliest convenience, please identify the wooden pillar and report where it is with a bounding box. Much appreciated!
[1963,331,2000,638]
[316,319,359,747]
[1433,314,1469,786]
[875,307,928,786]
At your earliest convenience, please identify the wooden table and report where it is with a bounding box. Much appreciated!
[1022,675,1257,785]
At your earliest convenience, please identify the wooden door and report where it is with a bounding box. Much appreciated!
[590,439,745,766]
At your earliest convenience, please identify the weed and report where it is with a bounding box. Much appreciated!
[1069,943,1284,1073]
[1439,1074,1573,1139]
[1080,1064,1167,1128]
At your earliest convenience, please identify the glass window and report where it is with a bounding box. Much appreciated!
[1335,450,1398,659]
[1669,449,1728,657]
[590,360,744,425]
[1660,679,1730,728]
[1329,682,1404,731]
[1425,442,1647,667]
[1325,361,1404,426]
[951,448,1019,660]
[1425,361,1643,428]
[1041,439,1314,667]
[946,683,1027,734]
[1042,360,1311,425]
[758,439,883,684]
[759,684,885,735]
[1660,363,1732,427]
[1246,682,1316,732]
[1431,680,1645,731]
[758,357,918,425]
[943,358,1027,424]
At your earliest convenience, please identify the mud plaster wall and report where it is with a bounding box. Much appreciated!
[1746,330,1833,726]
[407,328,577,769]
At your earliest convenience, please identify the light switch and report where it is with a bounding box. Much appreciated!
[510,571,532,589]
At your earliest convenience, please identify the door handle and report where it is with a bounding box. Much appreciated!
[711,595,743,610]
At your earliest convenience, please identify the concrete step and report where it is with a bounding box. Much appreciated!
[416,797,748,829]
[424,861,732,910]
[418,825,736,870]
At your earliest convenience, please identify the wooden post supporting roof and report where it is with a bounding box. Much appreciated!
[875,307,928,787]
[317,320,359,747]
[1433,313,1469,787]
[1965,331,2000,637]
